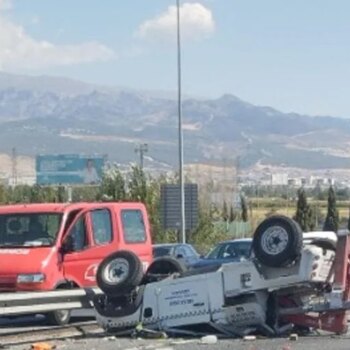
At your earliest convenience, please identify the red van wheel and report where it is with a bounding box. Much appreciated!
[46,284,72,325]
[46,309,71,326]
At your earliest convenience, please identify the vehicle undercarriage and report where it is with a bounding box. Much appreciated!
[93,215,350,337]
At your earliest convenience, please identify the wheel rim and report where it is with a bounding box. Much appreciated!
[103,258,129,285]
[261,225,289,255]
[56,310,70,321]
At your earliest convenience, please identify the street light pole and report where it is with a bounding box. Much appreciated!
[176,0,186,243]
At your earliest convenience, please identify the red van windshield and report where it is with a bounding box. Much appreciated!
[0,213,62,247]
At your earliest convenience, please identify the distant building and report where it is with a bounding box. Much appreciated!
[287,178,303,187]
[310,176,333,187]
[300,177,308,186]
[7,176,36,187]
[271,173,288,186]
[327,177,335,186]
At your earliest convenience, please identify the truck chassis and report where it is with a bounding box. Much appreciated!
[93,216,350,337]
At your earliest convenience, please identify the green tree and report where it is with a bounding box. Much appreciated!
[222,201,229,222]
[0,184,8,204]
[99,166,126,201]
[294,188,313,231]
[229,205,236,222]
[72,185,100,202]
[240,194,249,222]
[128,165,147,202]
[57,185,66,202]
[308,205,316,231]
[323,186,339,232]
[30,185,46,203]
[189,206,230,254]
[145,178,162,243]
[127,166,165,243]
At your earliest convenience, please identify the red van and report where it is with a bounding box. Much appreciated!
[0,202,153,325]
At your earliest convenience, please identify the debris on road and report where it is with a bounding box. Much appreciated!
[200,335,218,344]
[31,343,56,350]
[243,335,256,341]
[103,336,117,341]
[169,339,195,345]
[289,333,299,341]
[131,323,168,339]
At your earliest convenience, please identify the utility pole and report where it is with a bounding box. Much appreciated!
[235,156,240,191]
[176,0,186,243]
[223,157,227,205]
[11,147,17,186]
[134,143,148,170]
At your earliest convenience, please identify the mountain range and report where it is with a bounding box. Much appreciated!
[0,71,350,172]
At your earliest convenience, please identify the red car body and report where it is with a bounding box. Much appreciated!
[0,202,153,292]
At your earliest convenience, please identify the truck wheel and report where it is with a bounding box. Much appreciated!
[96,250,143,296]
[144,257,187,283]
[46,309,71,326]
[253,215,302,267]
[147,256,187,275]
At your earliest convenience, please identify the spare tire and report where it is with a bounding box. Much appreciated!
[96,250,143,296]
[252,215,302,267]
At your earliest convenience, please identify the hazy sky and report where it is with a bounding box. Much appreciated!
[0,0,349,117]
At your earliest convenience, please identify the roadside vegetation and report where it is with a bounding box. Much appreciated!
[1,165,349,254]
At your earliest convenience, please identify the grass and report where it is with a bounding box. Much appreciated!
[248,198,350,231]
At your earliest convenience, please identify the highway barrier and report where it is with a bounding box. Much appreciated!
[0,288,101,316]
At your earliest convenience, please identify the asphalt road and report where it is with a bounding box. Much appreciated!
[0,309,94,328]
[1,314,350,350]
[8,334,350,350]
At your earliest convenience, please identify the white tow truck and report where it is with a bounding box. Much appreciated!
[92,216,350,337]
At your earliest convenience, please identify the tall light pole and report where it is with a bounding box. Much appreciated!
[176,0,186,243]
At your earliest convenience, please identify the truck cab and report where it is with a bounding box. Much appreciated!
[0,202,153,324]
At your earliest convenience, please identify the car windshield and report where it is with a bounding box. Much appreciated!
[153,246,172,258]
[0,213,62,247]
[206,241,252,259]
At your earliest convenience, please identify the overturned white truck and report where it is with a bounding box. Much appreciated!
[92,216,350,337]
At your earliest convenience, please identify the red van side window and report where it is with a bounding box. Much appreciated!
[121,209,146,243]
[68,217,88,251]
[91,209,113,245]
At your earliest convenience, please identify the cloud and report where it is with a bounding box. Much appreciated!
[136,2,215,42]
[0,1,115,70]
[30,16,40,25]
[0,0,11,11]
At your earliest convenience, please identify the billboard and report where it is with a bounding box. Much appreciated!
[160,183,199,231]
[36,154,106,185]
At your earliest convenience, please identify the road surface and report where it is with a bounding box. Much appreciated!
[7,334,350,350]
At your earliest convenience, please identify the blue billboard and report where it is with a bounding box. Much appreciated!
[36,154,107,185]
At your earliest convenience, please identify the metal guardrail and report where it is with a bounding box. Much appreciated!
[0,288,102,316]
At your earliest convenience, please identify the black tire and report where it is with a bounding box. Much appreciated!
[93,286,145,318]
[143,257,187,283]
[252,215,303,267]
[146,256,187,275]
[46,309,71,326]
[46,284,71,326]
[96,250,143,296]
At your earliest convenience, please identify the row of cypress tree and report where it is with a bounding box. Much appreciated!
[294,186,342,232]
